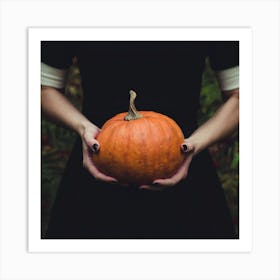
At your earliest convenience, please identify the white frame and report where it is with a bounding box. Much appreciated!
[28,27,252,253]
[1,1,279,279]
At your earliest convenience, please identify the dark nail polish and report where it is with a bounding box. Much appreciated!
[92,143,99,152]
[182,144,188,152]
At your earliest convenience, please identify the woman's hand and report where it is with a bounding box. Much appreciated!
[139,88,239,191]
[40,87,117,183]
[139,140,195,191]
[80,123,118,183]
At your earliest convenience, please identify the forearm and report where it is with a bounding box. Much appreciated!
[41,86,95,136]
[188,89,239,155]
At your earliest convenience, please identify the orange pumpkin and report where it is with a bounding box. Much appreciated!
[92,90,185,185]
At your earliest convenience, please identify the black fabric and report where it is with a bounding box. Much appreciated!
[41,41,238,239]
[41,41,73,69]
[208,41,239,71]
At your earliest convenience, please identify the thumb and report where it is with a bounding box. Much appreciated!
[181,140,194,153]
[91,141,100,152]
[84,134,100,153]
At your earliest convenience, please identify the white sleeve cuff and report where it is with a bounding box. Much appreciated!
[41,62,68,89]
[215,65,239,91]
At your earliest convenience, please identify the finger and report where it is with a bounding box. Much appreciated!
[181,141,194,153]
[86,139,100,153]
[84,140,100,155]
[139,185,154,190]
[139,184,167,191]
[89,164,118,183]
[152,178,177,187]
[140,186,157,191]
[181,143,194,153]
[91,141,100,152]
[83,156,118,183]
[83,133,100,152]
[153,162,188,187]
[94,172,118,183]
[181,156,193,179]
[84,138,100,152]
[152,150,194,187]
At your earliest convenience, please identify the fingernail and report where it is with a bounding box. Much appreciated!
[181,144,188,152]
[140,186,149,190]
[92,143,99,152]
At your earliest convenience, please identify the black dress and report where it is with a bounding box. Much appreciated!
[41,41,239,239]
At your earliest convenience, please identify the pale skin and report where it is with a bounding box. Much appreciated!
[41,86,239,191]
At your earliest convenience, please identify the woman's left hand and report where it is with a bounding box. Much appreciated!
[139,140,195,191]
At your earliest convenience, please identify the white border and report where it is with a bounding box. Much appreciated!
[1,1,279,279]
[28,27,252,253]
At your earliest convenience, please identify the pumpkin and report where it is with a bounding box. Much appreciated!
[92,90,185,185]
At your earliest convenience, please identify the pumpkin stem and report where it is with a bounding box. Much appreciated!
[124,90,143,121]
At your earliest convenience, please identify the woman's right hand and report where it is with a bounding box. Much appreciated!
[80,123,118,183]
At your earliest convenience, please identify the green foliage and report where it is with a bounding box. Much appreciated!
[198,58,222,124]
[41,57,239,238]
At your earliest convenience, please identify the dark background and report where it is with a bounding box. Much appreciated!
[41,57,239,238]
